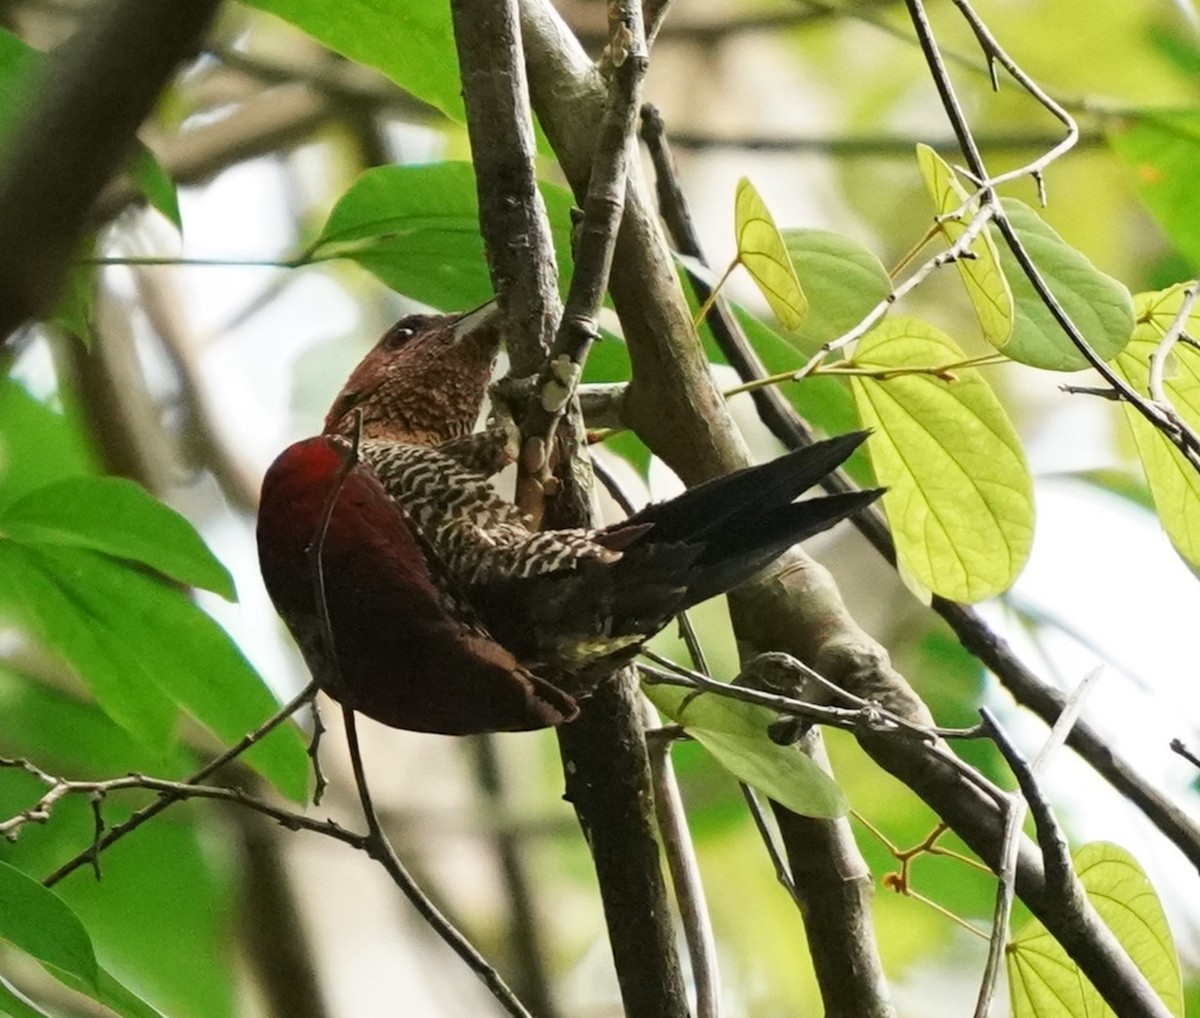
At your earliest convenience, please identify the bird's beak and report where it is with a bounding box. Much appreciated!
[452,297,502,341]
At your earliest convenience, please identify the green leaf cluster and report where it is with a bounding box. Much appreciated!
[0,381,307,1014]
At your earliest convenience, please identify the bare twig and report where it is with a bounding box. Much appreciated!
[515,2,649,527]
[640,652,982,744]
[905,0,1200,475]
[741,785,798,897]
[307,699,328,806]
[973,664,1102,1017]
[1147,283,1199,412]
[645,703,722,1018]
[1,764,357,843]
[662,127,1104,156]
[43,681,317,886]
[792,205,995,381]
[1170,739,1200,771]
[336,707,534,1018]
[947,0,1079,199]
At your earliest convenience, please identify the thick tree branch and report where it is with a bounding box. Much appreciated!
[450,0,561,378]
[457,4,688,1016]
[770,734,893,1018]
[639,104,1200,877]
[520,4,1173,1014]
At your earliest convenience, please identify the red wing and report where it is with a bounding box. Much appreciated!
[257,437,576,734]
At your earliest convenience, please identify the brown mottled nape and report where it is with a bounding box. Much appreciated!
[323,303,502,446]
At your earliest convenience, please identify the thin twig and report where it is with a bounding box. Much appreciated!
[741,785,797,898]
[515,2,649,527]
[340,704,534,1011]
[644,702,723,1018]
[791,204,995,381]
[905,0,1200,475]
[973,668,1102,1018]
[947,0,1078,200]
[43,681,317,886]
[307,699,328,806]
[641,651,983,743]
[642,97,1200,880]
[1147,283,1199,410]
[663,128,1104,157]
[1170,739,1200,771]
[1,760,359,845]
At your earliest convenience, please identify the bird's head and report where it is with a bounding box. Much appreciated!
[323,301,502,445]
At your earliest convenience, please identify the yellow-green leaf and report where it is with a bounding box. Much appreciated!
[916,144,1014,348]
[734,177,807,332]
[848,317,1033,602]
[644,682,846,819]
[1008,842,1183,1017]
[1111,285,1200,567]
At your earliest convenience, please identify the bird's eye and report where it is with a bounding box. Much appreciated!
[383,324,416,350]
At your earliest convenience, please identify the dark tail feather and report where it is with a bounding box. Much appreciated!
[624,431,870,546]
[681,488,882,607]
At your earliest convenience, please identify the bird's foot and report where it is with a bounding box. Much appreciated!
[436,423,521,478]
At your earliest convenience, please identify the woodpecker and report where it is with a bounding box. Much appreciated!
[257,304,880,735]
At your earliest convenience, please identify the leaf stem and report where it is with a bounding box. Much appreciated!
[692,257,738,327]
[722,352,1004,398]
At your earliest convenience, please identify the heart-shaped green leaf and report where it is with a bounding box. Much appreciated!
[848,317,1033,602]
[993,199,1134,371]
[1111,285,1200,568]
[782,227,891,350]
[734,177,807,332]
[1008,842,1183,1017]
[916,144,1013,348]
